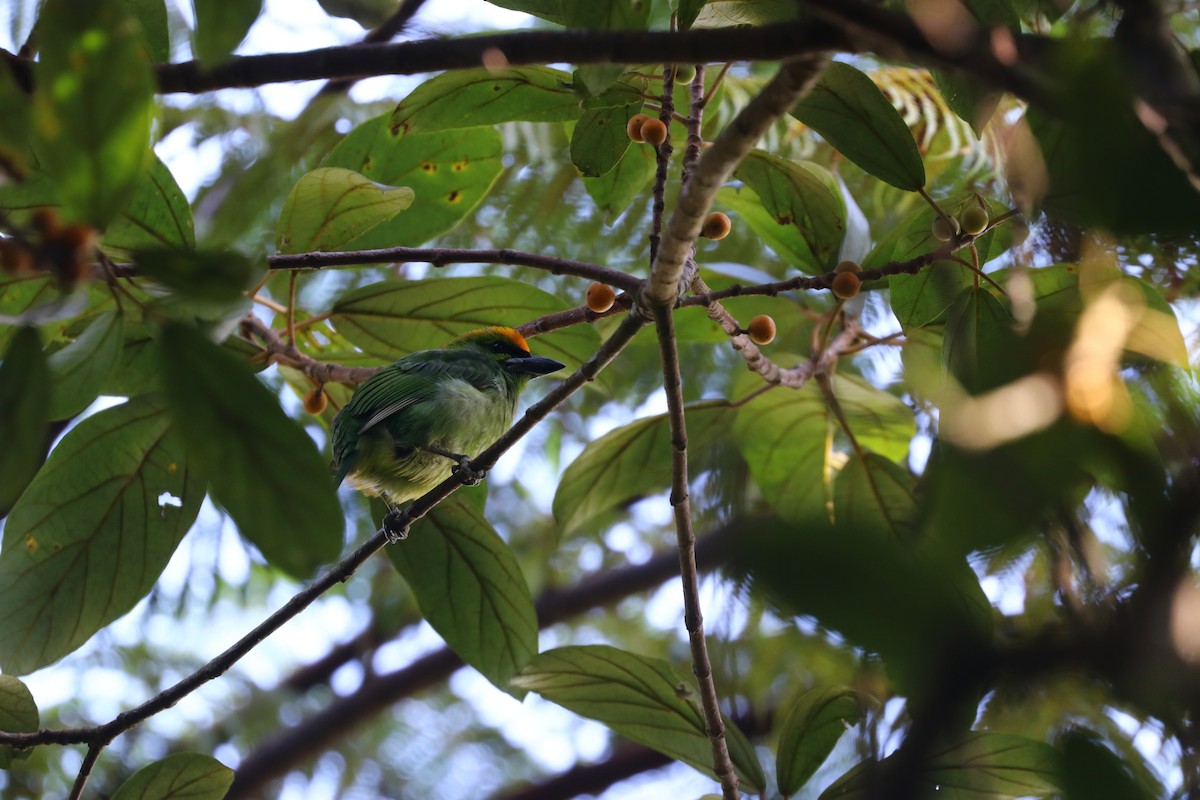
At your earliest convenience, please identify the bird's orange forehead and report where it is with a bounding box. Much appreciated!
[459,326,531,353]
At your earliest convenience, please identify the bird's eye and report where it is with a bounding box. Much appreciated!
[489,341,506,353]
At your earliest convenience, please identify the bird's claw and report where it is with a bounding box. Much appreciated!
[383,509,409,543]
[452,458,486,486]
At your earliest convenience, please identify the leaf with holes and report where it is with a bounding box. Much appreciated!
[159,322,343,578]
[733,151,846,273]
[276,167,414,254]
[0,394,204,675]
[325,117,503,248]
[110,753,234,800]
[511,645,765,793]
[777,686,868,796]
[330,276,600,376]
[389,67,578,136]
[792,62,925,192]
[389,494,537,693]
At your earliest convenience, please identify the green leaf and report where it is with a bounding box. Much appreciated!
[0,395,204,675]
[276,167,413,255]
[122,0,170,62]
[134,249,257,304]
[583,144,656,219]
[830,375,915,463]
[821,732,1061,799]
[389,495,538,693]
[553,401,737,537]
[389,67,578,137]
[191,0,262,62]
[733,384,828,522]
[570,95,643,178]
[104,155,195,253]
[777,686,866,797]
[483,0,565,25]
[103,322,161,397]
[0,327,51,517]
[715,187,822,276]
[33,0,156,226]
[693,0,802,26]
[0,676,38,768]
[943,287,1017,394]
[511,645,765,793]
[110,753,235,800]
[733,376,913,524]
[1059,730,1157,800]
[792,62,925,192]
[931,70,1000,138]
[325,117,504,248]
[159,322,343,578]
[0,66,31,180]
[562,0,652,29]
[677,0,707,29]
[329,276,601,376]
[1025,41,1200,234]
[317,0,396,28]
[735,514,992,698]
[732,151,845,272]
[47,309,124,420]
[833,452,918,540]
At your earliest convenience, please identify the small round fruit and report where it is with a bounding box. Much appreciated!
[303,387,328,415]
[626,113,651,143]
[931,215,959,242]
[701,211,731,240]
[959,205,990,236]
[834,260,861,274]
[640,117,668,147]
[674,64,697,84]
[831,271,862,300]
[586,282,616,313]
[747,314,776,345]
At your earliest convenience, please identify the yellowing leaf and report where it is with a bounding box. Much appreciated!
[276,167,414,254]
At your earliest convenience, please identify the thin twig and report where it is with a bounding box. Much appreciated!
[267,246,642,290]
[648,63,677,267]
[66,744,103,800]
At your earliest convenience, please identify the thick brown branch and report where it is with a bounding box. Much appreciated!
[644,55,830,307]
[154,23,845,94]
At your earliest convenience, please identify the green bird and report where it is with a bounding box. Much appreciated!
[331,327,564,537]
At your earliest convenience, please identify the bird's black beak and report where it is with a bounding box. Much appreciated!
[504,355,565,376]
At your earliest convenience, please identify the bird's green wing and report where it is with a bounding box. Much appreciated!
[331,351,501,485]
